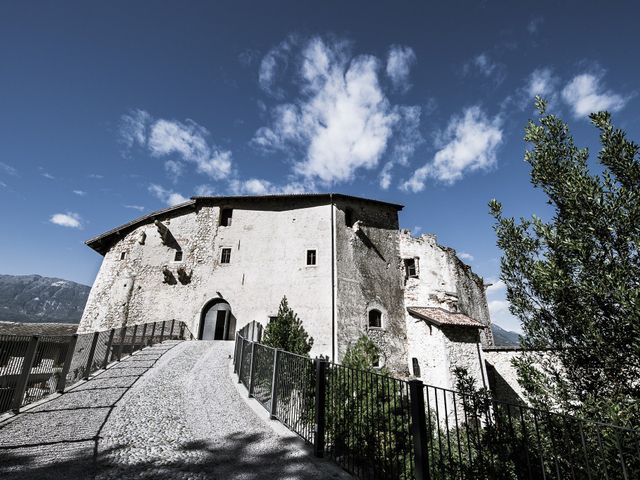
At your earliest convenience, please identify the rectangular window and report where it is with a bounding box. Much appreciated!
[220,248,231,264]
[306,249,317,266]
[268,315,277,324]
[174,250,183,262]
[120,252,126,260]
[412,357,421,377]
[220,208,233,227]
[404,258,418,279]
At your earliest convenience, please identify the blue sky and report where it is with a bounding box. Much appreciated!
[1,1,639,332]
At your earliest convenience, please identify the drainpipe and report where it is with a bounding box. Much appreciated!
[330,194,336,362]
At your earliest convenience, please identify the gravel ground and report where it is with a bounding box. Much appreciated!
[0,340,347,480]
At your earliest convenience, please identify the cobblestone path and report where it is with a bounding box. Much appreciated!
[0,340,346,480]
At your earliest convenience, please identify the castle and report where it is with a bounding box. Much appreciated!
[78,193,498,393]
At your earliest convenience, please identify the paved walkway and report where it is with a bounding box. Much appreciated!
[0,341,346,480]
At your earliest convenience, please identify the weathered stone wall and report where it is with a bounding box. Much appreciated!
[399,231,491,387]
[483,348,528,403]
[334,199,408,374]
[79,199,334,359]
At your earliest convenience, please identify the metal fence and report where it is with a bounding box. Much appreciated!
[0,319,193,415]
[233,333,640,480]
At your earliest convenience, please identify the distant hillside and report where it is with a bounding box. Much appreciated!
[491,323,521,347]
[0,274,90,324]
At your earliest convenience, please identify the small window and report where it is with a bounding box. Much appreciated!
[306,249,317,266]
[404,258,418,279]
[368,309,382,328]
[220,208,233,227]
[344,208,354,227]
[120,252,126,260]
[220,248,231,264]
[268,315,277,324]
[412,358,421,377]
[372,356,380,368]
[174,250,183,262]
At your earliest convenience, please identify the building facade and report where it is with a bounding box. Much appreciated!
[79,194,494,391]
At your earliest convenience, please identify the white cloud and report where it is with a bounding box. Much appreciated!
[527,17,544,34]
[561,72,630,118]
[253,36,422,186]
[88,173,104,179]
[41,172,55,180]
[73,190,86,196]
[526,68,557,99]
[124,204,145,212]
[386,45,416,92]
[148,184,189,206]
[194,184,216,196]
[0,162,17,176]
[258,36,297,96]
[164,159,184,181]
[0,181,7,188]
[119,112,233,181]
[458,252,474,262]
[119,109,151,148]
[229,178,311,196]
[50,212,82,229]
[465,53,505,84]
[402,106,503,192]
[148,119,232,180]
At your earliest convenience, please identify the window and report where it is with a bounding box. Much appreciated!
[344,208,354,227]
[404,258,419,279]
[220,248,231,264]
[174,250,183,262]
[368,309,382,328]
[120,252,126,260]
[412,358,421,377]
[372,356,380,368]
[268,315,277,324]
[220,208,233,226]
[306,249,317,266]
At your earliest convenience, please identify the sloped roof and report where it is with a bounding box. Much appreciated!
[407,307,486,329]
[85,193,404,255]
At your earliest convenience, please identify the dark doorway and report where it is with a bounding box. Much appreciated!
[214,311,226,339]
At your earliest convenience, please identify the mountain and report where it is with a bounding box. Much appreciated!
[0,274,91,324]
[491,323,521,347]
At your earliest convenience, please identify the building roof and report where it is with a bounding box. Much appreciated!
[85,193,404,255]
[0,322,79,337]
[407,307,486,329]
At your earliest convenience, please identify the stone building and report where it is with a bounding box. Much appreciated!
[79,193,494,391]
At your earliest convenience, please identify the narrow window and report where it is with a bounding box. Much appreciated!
[220,208,233,227]
[368,309,382,328]
[344,208,354,227]
[268,315,277,324]
[306,249,317,266]
[412,358,421,377]
[120,252,126,260]
[372,356,380,368]
[404,258,418,279]
[220,248,231,264]
[174,250,183,262]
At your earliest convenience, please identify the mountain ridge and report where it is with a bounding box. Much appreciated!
[0,274,90,324]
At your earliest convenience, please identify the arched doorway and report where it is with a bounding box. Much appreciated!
[199,298,235,340]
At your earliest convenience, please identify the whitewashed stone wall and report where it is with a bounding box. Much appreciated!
[80,200,334,359]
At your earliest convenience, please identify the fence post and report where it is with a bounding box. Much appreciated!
[409,379,431,480]
[140,323,147,348]
[117,326,127,361]
[11,335,40,412]
[248,342,256,397]
[149,322,157,346]
[270,348,280,419]
[56,334,78,392]
[169,319,175,339]
[102,329,115,368]
[237,339,245,381]
[313,358,327,458]
[130,324,138,352]
[159,321,166,343]
[83,332,100,379]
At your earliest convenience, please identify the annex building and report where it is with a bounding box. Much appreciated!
[78,193,498,393]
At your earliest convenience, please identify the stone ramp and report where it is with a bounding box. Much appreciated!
[0,340,345,480]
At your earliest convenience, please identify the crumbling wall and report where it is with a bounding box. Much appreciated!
[334,199,408,375]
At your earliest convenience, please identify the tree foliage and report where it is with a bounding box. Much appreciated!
[489,97,640,425]
[261,296,314,356]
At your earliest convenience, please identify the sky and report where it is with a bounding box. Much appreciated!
[1,1,639,333]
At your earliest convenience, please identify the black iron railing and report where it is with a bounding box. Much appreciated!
[233,332,640,480]
[0,319,193,415]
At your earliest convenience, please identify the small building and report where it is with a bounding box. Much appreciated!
[78,193,494,391]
